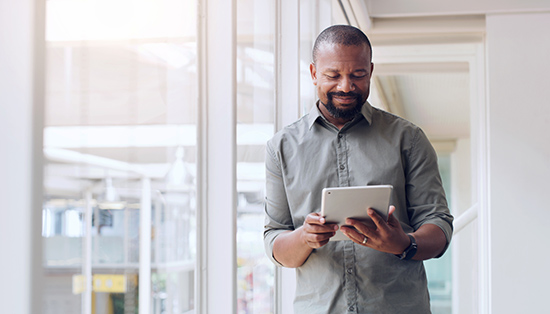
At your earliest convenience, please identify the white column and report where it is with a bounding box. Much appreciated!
[0,0,44,313]
[275,0,301,129]
[197,0,237,313]
[274,1,300,313]
[486,12,550,314]
[82,191,93,314]
[470,42,489,314]
[139,177,152,314]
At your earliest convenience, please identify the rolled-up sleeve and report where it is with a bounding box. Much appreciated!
[405,128,454,256]
[263,141,294,266]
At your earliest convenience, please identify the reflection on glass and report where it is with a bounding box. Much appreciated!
[236,0,276,313]
[299,0,333,116]
[42,0,197,313]
[152,189,196,314]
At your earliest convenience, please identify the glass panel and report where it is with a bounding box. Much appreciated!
[43,0,197,313]
[42,200,84,312]
[299,0,333,117]
[152,191,196,313]
[236,0,276,313]
[426,155,453,314]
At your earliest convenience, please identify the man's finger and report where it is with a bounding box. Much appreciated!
[305,212,326,225]
[340,225,367,243]
[385,206,401,227]
[367,207,382,221]
[304,222,338,234]
[304,213,339,237]
[367,207,390,232]
[305,231,336,248]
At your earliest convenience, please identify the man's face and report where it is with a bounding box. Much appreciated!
[310,43,373,120]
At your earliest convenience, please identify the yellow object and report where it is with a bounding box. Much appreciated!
[72,274,86,294]
[92,274,127,293]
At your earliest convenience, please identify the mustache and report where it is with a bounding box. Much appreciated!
[327,91,362,99]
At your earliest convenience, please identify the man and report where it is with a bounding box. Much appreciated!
[264,25,453,313]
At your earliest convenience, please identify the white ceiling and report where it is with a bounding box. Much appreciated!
[363,0,549,18]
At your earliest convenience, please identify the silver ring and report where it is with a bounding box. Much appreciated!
[362,236,368,244]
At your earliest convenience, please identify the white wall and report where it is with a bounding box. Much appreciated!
[0,0,44,313]
[486,12,550,313]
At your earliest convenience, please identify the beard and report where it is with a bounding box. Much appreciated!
[321,91,364,120]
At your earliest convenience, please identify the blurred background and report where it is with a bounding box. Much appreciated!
[2,1,550,314]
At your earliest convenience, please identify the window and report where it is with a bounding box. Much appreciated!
[236,1,276,312]
[42,0,197,313]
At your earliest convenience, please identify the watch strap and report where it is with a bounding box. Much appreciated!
[396,234,417,260]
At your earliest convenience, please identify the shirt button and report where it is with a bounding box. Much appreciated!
[346,269,352,274]
[349,306,355,312]
[338,134,343,139]
[340,165,345,170]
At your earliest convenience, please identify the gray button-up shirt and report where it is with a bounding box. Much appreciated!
[264,101,453,313]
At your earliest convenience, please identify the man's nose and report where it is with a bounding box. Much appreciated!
[338,77,354,93]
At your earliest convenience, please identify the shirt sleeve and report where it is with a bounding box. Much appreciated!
[263,141,294,267]
[405,128,454,257]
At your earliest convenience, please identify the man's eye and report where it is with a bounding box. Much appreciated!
[352,75,367,79]
[325,74,339,79]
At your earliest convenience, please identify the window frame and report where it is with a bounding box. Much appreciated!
[196,0,238,313]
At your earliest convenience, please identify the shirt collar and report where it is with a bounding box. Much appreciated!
[307,100,374,129]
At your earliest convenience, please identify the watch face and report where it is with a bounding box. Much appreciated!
[404,235,417,260]
[396,235,417,260]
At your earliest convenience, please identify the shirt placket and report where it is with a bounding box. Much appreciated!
[337,131,357,313]
[344,241,358,313]
[336,132,350,187]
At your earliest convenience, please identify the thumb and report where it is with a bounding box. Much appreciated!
[386,205,399,226]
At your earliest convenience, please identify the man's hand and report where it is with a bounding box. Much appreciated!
[340,206,410,255]
[340,206,448,260]
[300,212,339,248]
[272,212,338,268]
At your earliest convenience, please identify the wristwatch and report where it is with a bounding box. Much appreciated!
[396,234,417,260]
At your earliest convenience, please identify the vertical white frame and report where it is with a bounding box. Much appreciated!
[274,1,334,312]
[274,0,300,313]
[0,0,45,313]
[82,191,93,314]
[476,39,491,314]
[275,0,301,130]
[197,0,237,313]
[139,177,152,314]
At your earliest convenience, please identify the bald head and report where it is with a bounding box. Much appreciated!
[312,25,372,64]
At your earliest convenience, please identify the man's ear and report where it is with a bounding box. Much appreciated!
[369,62,374,78]
[310,63,317,86]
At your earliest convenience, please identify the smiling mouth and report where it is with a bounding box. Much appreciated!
[332,96,356,105]
[328,92,361,106]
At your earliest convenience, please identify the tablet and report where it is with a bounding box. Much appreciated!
[321,185,393,241]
